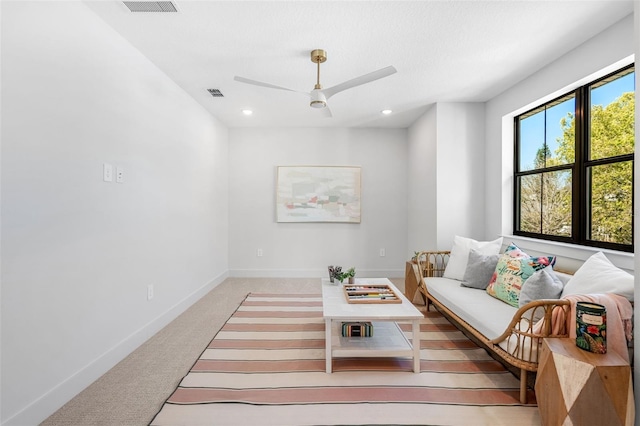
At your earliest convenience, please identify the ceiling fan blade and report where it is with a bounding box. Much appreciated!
[234,76,298,93]
[323,65,397,100]
[319,107,332,118]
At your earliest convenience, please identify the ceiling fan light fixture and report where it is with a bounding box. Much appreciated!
[310,88,327,108]
[242,109,253,115]
[381,109,393,115]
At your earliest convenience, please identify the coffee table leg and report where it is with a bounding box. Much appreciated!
[412,319,420,373]
[325,318,332,373]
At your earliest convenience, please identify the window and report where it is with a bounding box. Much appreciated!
[514,65,635,252]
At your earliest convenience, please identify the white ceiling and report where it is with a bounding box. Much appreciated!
[84,0,634,128]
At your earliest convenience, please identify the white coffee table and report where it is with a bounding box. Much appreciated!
[322,277,423,373]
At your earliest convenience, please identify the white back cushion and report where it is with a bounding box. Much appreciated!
[443,236,503,281]
[561,251,634,301]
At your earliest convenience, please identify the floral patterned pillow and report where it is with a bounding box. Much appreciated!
[486,244,555,307]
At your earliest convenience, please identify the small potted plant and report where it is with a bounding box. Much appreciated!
[345,267,356,284]
[328,265,342,284]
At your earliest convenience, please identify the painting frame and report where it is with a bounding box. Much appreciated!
[276,166,361,223]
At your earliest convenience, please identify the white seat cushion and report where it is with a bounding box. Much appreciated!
[426,277,516,340]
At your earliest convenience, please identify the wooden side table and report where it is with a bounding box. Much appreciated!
[404,261,422,303]
[535,338,634,426]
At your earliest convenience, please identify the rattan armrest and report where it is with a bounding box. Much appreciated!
[490,299,572,344]
[415,251,450,278]
[487,299,571,368]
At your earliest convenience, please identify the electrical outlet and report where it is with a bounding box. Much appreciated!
[116,166,124,183]
[147,284,154,301]
[103,163,113,182]
[380,248,386,257]
[257,248,263,257]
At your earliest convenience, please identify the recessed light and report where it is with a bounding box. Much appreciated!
[242,109,253,116]
[381,109,392,115]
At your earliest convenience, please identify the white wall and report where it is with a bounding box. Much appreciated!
[0,2,229,424]
[228,127,407,278]
[435,103,486,249]
[407,105,437,256]
[484,13,635,272]
[407,102,487,253]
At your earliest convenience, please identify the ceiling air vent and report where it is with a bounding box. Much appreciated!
[207,89,224,98]
[123,1,177,13]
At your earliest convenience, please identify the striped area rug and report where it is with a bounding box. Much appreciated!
[151,293,540,425]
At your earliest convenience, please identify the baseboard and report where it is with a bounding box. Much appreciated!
[3,271,229,426]
[228,268,404,279]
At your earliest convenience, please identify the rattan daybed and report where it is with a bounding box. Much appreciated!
[413,251,571,404]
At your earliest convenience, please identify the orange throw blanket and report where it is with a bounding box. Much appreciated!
[533,293,633,362]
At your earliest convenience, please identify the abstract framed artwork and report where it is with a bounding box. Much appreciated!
[276,166,361,223]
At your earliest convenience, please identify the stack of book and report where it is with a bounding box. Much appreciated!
[341,321,373,337]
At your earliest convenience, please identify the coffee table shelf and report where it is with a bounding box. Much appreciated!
[322,278,423,373]
[332,321,413,357]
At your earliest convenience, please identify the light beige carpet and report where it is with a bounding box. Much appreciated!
[42,278,324,426]
[151,293,540,425]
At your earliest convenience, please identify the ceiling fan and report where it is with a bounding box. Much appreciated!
[234,49,397,117]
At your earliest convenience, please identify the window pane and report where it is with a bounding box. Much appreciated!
[590,70,635,160]
[519,113,544,172]
[589,161,633,245]
[518,95,575,172]
[518,171,572,236]
[546,97,575,167]
[519,174,541,232]
[542,170,572,237]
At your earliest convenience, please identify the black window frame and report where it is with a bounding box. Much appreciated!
[514,64,635,253]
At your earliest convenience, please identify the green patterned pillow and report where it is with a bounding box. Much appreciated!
[486,244,555,307]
